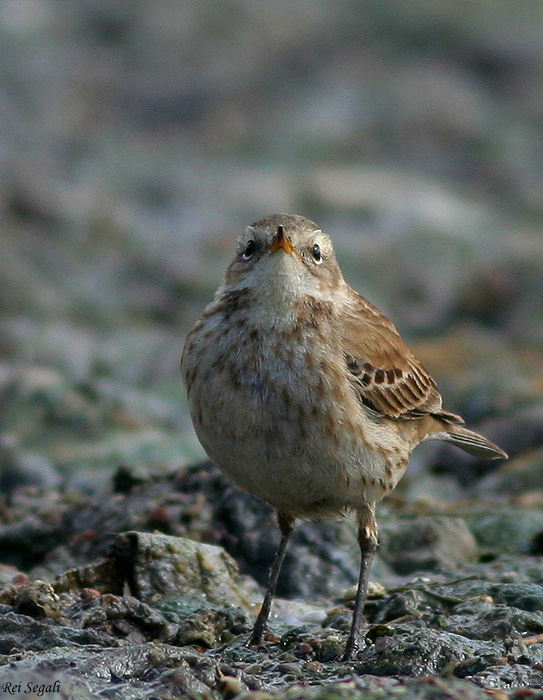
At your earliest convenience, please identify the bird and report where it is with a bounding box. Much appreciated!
[180,213,507,661]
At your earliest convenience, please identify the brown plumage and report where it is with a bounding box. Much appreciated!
[181,213,507,661]
[339,293,505,459]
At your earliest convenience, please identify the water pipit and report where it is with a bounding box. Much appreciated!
[181,214,507,660]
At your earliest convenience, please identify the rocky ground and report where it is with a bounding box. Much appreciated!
[3,463,543,698]
[1,1,543,699]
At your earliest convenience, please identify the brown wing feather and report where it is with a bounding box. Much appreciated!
[340,293,459,422]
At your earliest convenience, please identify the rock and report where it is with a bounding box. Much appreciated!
[473,445,543,498]
[466,510,543,555]
[490,582,543,612]
[0,563,28,588]
[429,406,543,488]
[355,627,502,678]
[441,596,543,640]
[0,434,60,492]
[473,664,543,691]
[196,464,396,599]
[0,644,214,700]
[3,527,543,694]
[167,604,249,648]
[109,530,251,610]
[378,516,479,574]
[0,605,118,654]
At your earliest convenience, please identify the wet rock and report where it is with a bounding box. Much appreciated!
[109,530,251,609]
[473,663,543,691]
[443,600,543,640]
[0,506,76,572]
[0,563,27,588]
[5,539,543,695]
[77,592,173,644]
[372,589,423,623]
[0,580,173,650]
[491,582,543,612]
[170,605,249,648]
[0,465,219,578]
[0,356,197,494]
[315,635,345,663]
[0,530,257,661]
[355,626,502,678]
[0,579,65,620]
[10,462,381,601]
[0,644,214,700]
[0,605,118,654]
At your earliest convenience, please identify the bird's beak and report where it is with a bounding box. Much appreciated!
[270,226,302,259]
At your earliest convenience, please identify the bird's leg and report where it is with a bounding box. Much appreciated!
[343,503,378,661]
[248,510,295,647]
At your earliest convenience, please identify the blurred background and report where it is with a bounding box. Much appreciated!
[1,0,542,498]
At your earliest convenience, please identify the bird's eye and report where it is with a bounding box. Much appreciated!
[242,239,256,260]
[311,243,322,264]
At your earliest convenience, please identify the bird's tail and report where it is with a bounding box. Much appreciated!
[434,423,508,460]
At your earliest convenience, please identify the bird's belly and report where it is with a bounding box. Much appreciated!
[189,364,401,516]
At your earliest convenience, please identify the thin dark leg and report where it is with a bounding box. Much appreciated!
[247,510,295,647]
[343,504,378,661]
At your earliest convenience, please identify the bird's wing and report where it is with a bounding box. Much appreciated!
[339,293,461,422]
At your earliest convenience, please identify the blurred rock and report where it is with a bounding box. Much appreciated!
[379,516,478,574]
[407,405,543,491]
[472,446,543,499]
[0,0,541,521]
[0,434,60,492]
[466,510,543,555]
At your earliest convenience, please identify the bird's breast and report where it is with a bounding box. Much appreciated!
[182,301,405,513]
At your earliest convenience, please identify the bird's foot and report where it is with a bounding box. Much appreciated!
[246,624,267,650]
[247,624,282,650]
[342,639,359,662]
[341,644,358,661]
[246,635,264,650]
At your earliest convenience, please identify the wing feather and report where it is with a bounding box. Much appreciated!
[340,293,451,421]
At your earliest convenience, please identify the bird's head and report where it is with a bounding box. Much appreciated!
[223,214,343,298]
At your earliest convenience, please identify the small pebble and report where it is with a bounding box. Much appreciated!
[244,664,262,674]
[277,662,301,674]
[218,675,243,698]
[219,663,238,677]
[367,581,387,598]
[305,661,322,672]
[501,571,520,583]
[235,693,274,700]
[80,588,101,600]
[343,585,358,602]
[318,635,343,662]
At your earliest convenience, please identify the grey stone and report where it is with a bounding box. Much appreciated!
[378,516,479,574]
